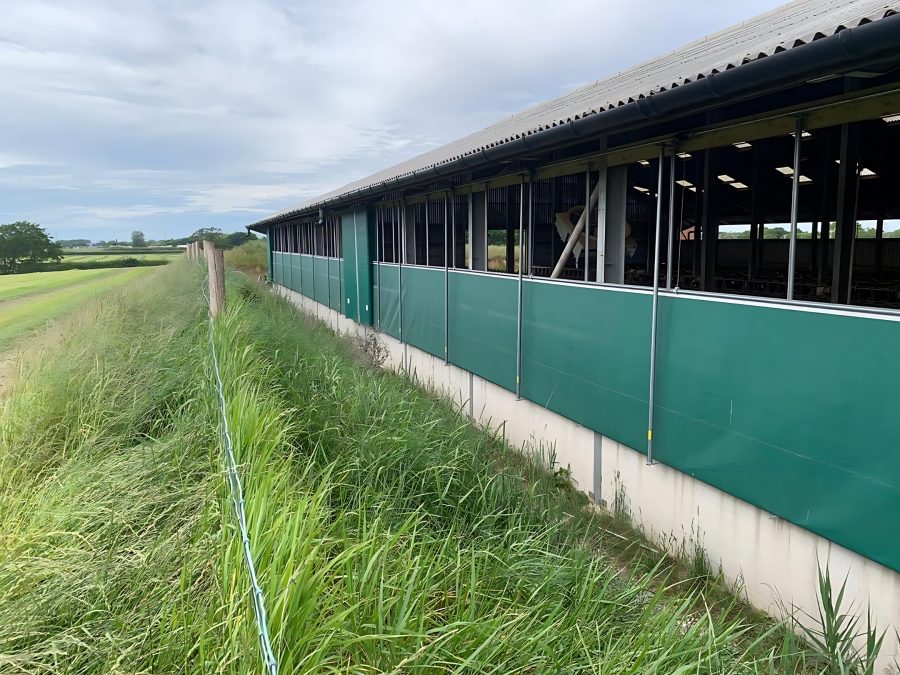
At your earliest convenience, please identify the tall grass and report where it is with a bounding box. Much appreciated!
[224,240,267,276]
[0,262,886,672]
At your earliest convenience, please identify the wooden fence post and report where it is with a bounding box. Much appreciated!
[205,241,226,317]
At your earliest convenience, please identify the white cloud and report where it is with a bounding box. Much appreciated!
[0,0,786,239]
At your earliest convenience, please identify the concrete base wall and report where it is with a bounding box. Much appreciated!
[273,284,900,672]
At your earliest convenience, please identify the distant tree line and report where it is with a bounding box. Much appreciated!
[120,227,258,250]
[0,221,259,275]
[719,222,900,240]
[0,221,62,273]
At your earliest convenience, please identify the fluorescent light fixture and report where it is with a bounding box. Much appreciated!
[638,160,650,166]
[688,186,698,193]
[790,131,812,138]
[733,141,752,150]
[776,166,794,175]
[881,113,900,124]
[633,186,650,193]
[718,174,735,183]
[729,181,749,190]
[676,179,694,188]
[677,152,692,159]
[860,167,877,178]
[798,175,813,184]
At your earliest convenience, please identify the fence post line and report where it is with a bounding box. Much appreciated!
[206,241,226,317]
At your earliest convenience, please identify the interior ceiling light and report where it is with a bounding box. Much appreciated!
[798,175,813,184]
[677,152,692,159]
[733,141,752,150]
[790,131,813,138]
[638,160,650,166]
[633,186,650,193]
[776,166,794,175]
[729,181,749,190]
[881,113,900,124]
[676,179,693,187]
[688,186,698,193]
[718,174,735,183]
[860,167,877,178]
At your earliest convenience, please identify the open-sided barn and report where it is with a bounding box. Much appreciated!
[251,0,900,662]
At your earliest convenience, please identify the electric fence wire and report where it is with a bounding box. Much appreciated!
[204,285,278,675]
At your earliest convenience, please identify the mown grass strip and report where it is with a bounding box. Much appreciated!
[0,267,154,347]
[0,268,128,302]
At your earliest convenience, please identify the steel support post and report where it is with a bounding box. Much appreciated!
[787,118,803,300]
[516,177,525,400]
[398,200,405,342]
[444,194,449,364]
[527,171,535,277]
[375,207,382,329]
[584,165,591,282]
[666,150,676,289]
[425,197,430,267]
[646,145,666,466]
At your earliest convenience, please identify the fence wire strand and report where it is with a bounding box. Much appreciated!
[204,284,278,675]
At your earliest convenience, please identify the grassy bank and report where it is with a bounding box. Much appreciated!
[224,239,267,276]
[0,262,883,672]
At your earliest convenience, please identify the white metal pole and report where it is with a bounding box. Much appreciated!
[646,145,666,466]
[516,177,525,400]
[787,118,803,300]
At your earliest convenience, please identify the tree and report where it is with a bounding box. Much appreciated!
[57,238,92,248]
[0,221,63,273]
[189,227,224,244]
[131,230,147,247]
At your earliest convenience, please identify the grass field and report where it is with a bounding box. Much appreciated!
[0,267,155,348]
[0,262,885,673]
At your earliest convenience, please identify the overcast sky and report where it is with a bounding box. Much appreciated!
[1,0,788,242]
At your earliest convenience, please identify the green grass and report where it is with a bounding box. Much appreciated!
[0,268,131,302]
[0,262,887,673]
[224,239,267,276]
[0,267,155,348]
[62,252,182,263]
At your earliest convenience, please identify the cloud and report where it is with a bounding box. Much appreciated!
[0,0,786,240]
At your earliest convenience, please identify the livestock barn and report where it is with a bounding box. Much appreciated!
[251,0,900,660]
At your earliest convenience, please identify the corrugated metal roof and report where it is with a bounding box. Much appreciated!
[257,0,898,225]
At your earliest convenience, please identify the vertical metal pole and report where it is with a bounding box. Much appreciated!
[787,118,803,300]
[444,193,449,364]
[325,218,331,310]
[516,177,525,400]
[596,159,608,283]
[297,223,306,295]
[376,206,382,329]
[425,197,430,267]
[391,205,397,262]
[527,172,535,276]
[584,165,590,282]
[450,192,456,269]
[666,149,676,289]
[352,211,361,323]
[483,185,489,270]
[398,200,405,342]
[467,192,473,269]
[646,145,665,465]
